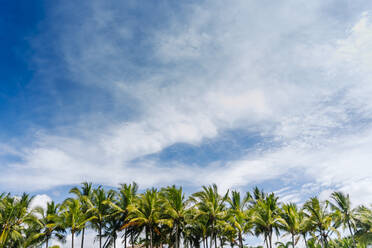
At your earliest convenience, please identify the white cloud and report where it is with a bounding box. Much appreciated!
[30,194,52,210]
[1,1,372,208]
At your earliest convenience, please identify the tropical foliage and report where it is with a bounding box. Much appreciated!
[0,184,371,248]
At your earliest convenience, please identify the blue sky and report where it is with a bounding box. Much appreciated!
[1,0,372,212]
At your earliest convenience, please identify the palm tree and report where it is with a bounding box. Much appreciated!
[123,188,170,248]
[190,184,229,248]
[60,198,95,248]
[303,197,336,248]
[227,191,253,248]
[299,209,312,248]
[101,183,138,248]
[215,212,235,248]
[184,208,208,248]
[160,185,189,248]
[87,187,115,248]
[355,205,372,245]
[252,187,265,203]
[328,191,357,248]
[69,182,94,248]
[36,201,65,248]
[0,193,42,247]
[102,214,121,248]
[223,222,238,248]
[280,203,302,247]
[252,193,282,248]
[109,182,138,248]
[17,222,45,248]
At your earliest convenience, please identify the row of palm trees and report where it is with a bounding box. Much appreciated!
[0,183,371,248]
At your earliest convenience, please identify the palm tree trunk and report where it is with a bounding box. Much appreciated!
[321,232,328,248]
[81,227,85,248]
[72,231,75,248]
[176,225,179,248]
[131,230,134,247]
[124,229,127,248]
[347,222,357,248]
[146,228,149,248]
[292,233,295,248]
[99,224,102,248]
[264,234,268,248]
[239,231,243,248]
[269,233,273,248]
[210,223,214,248]
[114,236,116,248]
[46,237,49,248]
[150,228,153,248]
[302,234,308,248]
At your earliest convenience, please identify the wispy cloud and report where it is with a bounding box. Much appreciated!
[1,1,372,206]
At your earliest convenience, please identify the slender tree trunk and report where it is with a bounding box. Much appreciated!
[150,228,153,248]
[264,235,268,248]
[321,232,328,248]
[269,233,273,248]
[99,224,102,248]
[210,223,214,248]
[302,234,308,248]
[72,231,75,248]
[114,236,116,248]
[124,229,127,248]
[348,222,357,248]
[146,227,149,248]
[239,231,243,248]
[131,230,134,248]
[46,237,49,248]
[175,225,179,248]
[81,227,85,248]
[292,233,295,248]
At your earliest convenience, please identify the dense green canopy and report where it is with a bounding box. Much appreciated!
[0,184,371,248]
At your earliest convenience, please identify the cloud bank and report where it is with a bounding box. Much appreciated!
[1,1,372,206]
